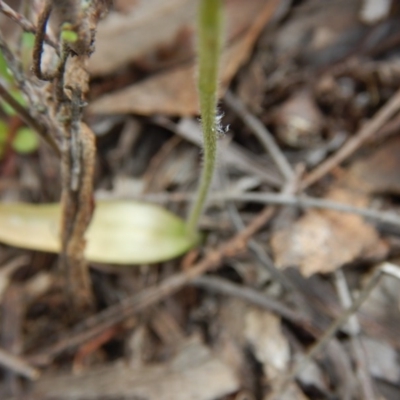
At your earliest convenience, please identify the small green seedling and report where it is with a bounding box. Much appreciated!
[0,0,224,264]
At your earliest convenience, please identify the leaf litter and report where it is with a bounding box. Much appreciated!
[2,0,400,399]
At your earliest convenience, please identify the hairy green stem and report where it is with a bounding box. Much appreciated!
[186,0,223,234]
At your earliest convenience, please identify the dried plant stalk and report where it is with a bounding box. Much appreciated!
[31,0,109,312]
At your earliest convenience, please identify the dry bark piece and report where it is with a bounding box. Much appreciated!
[271,188,388,276]
[32,338,239,400]
[89,0,281,116]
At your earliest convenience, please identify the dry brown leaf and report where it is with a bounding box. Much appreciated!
[271,188,388,276]
[89,0,281,116]
[91,0,279,76]
[91,63,198,116]
[33,337,239,400]
[347,136,400,194]
[90,0,196,75]
[245,308,290,379]
[288,135,400,271]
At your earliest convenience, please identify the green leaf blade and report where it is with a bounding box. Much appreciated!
[0,201,199,265]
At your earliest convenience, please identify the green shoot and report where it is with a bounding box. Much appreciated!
[186,0,223,235]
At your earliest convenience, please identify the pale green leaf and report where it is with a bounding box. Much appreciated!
[0,201,200,264]
[12,127,39,154]
[61,30,78,43]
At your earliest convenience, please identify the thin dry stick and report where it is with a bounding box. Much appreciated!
[230,192,400,226]
[334,270,377,400]
[219,95,301,306]
[191,276,312,329]
[228,200,295,288]
[134,191,400,228]
[219,154,292,287]
[0,28,62,155]
[0,347,39,380]
[268,268,383,400]
[0,0,57,49]
[153,116,283,188]
[0,30,36,105]
[32,0,53,81]
[0,81,61,156]
[225,90,294,182]
[301,88,400,189]
[29,206,276,362]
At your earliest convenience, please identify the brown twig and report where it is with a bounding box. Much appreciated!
[32,0,54,81]
[0,30,35,102]
[301,88,400,189]
[0,29,62,156]
[191,276,312,329]
[0,0,57,49]
[224,90,294,182]
[153,116,283,188]
[0,81,61,156]
[334,270,377,400]
[60,122,96,312]
[270,263,400,398]
[0,347,39,380]
[113,190,400,228]
[268,267,383,400]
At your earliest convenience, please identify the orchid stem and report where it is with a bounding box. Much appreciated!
[186,0,223,235]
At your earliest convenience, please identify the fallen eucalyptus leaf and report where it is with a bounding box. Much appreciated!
[0,201,199,264]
